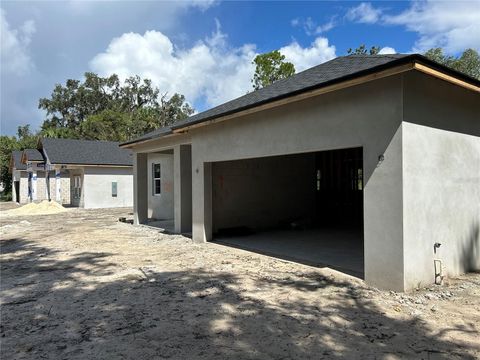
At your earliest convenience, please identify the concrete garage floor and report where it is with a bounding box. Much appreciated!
[215,228,364,278]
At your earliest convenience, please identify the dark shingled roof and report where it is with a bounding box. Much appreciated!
[24,149,45,162]
[40,138,133,166]
[121,125,173,147]
[121,53,480,146]
[11,150,26,170]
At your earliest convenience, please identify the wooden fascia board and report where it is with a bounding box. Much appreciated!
[413,63,480,93]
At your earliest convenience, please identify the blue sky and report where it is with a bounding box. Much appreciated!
[1,0,479,136]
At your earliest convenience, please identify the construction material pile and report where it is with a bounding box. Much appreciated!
[2,200,67,216]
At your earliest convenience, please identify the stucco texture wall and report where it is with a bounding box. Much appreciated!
[402,72,480,289]
[82,167,133,209]
[147,153,174,219]
[189,75,405,290]
[130,70,478,291]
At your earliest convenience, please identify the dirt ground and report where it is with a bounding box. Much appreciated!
[1,204,479,359]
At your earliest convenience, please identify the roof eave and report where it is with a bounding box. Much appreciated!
[173,56,479,133]
[51,162,133,167]
[119,130,176,148]
[123,54,480,147]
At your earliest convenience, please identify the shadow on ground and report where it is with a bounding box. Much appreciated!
[1,236,477,359]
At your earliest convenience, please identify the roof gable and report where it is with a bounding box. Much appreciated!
[22,149,45,163]
[10,150,26,171]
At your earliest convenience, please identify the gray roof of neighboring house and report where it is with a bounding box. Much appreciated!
[11,150,27,170]
[121,53,480,147]
[40,138,133,166]
[24,149,45,162]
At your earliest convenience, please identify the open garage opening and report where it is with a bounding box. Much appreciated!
[211,147,364,278]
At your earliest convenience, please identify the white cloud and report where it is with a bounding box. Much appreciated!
[378,46,396,55]
[345,2,382,24]
[383,0,480,53]
[0,8,36,75]
[187,0,218,11]
[291,16,337,35]
[344,1,480,54]
[280,37,336,72]
[90,23,337,109]
[68,0,216,14]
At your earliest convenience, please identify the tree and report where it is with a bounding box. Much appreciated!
[39,73,194,141]
[79,93,193,142]
[251,50,295,90]
[347,45,381,55]
[424,48,480,80]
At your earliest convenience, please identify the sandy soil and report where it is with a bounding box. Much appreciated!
[0,205,479,359]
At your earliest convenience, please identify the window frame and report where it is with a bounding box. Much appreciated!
[111,181,118,197]
[152,163,161,196]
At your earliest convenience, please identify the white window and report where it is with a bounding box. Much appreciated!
[152,163,161,195]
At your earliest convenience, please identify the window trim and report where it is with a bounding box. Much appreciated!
[111,181,118,197]
[152,163,161,196]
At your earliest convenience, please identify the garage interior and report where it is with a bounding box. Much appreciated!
[211,147,364,278]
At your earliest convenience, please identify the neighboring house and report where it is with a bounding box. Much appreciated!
[9,150,28,203]
[21,148,58,204]
[121,54,480,292]
[12,138,134,208]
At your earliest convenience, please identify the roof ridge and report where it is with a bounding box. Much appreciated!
[42,137,120,144]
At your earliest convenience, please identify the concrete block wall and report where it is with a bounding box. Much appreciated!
[60,177,71,205]
[19,174,29,203]
[48,171,71,205]
[32,171,49,202]
[13,171,30,204]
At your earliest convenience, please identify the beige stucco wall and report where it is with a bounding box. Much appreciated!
[147,153,174,220]
[82,167,133,209]
[402,71,480,289]
[188,74,405,290]
[130,70,479,291]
